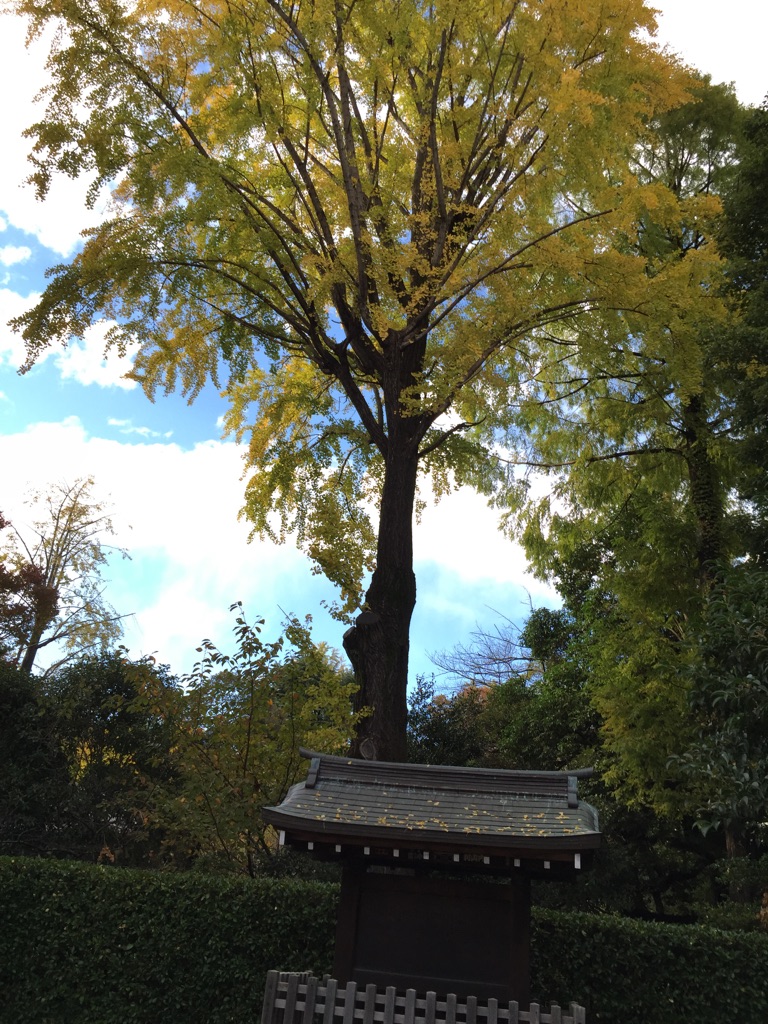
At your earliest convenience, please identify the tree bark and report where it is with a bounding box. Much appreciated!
[18,605,52,675]
[343,438,420,763]
[682,395,725,577]
[19,633,42,675]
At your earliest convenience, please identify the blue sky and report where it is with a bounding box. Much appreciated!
[1,1,766,683]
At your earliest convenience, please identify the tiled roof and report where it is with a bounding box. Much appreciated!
[263,751,600,855]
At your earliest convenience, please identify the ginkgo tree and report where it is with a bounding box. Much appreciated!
[12,0,704,758]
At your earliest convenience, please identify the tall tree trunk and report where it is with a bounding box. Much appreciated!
[19,639,40,675]
[19,617,47,675]
[343,439,420,763]
[682,395,725,577]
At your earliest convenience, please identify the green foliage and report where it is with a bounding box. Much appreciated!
[720,101,768,299]
[1,857,767,1024]
[486,611,600,774]
[155,604,361,874]
[674,566,768,843]
[427,604,731,919]
[536,799,725,922]
[423,604,600,774]
[28,652,181,865]
[0,652,183,864]
[0,661,70,857]
[718,102,768,558]
[494,80,760,819]
[407,676,491,766]
[0,605,357,872]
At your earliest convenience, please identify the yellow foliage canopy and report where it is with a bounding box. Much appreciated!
[12,0,706,614]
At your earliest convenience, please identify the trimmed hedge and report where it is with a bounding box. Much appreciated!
[0,858,337,1024]
[531,908,768,1023]
[1,857,767,1024]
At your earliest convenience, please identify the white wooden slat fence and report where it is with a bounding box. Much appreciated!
[260,971,585,1024]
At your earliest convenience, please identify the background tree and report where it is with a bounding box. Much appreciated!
[0,606,357,872]
[674,566,768,857]
[0,659,70,857]
[718,99,768,559]
[0,478,127,675]
[12,0,697,758]
[499,79,755,815]
[38,652,181,865]
[0,651,181,865]
[157,605,361,875]
[430,605,576,687]
[0,512,58,666]
[425,603,599,772]
[406,676,491,767]
[425,90,768,895]
[422,603,723,921]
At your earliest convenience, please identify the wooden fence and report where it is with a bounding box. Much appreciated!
[260,971,585,1024]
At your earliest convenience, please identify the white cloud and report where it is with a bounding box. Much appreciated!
[0,13,109,256]
[1,288,135,390]
[54,321,138,390]
[653,0,768,107]
[0,245,32,267]
[108,418,173,439]
[0,417,551,678]
[414,485,549,599]
[0,419,332,672]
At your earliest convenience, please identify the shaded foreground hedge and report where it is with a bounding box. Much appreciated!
[0,857,337,1024]
[1,857,767,1024]
[531,907,768,1023]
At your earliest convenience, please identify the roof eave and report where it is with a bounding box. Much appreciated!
[263,808,601,853]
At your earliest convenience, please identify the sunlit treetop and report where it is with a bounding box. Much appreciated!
[12,0,701,616]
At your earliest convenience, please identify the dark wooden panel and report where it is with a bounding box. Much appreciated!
[334,869,531,1004]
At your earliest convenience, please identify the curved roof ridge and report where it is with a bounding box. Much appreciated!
[299,748,594,783]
